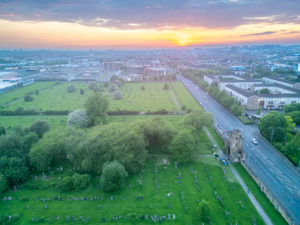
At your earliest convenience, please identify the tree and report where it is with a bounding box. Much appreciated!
[109,83,118,92]
[163,83,169,90]
[285,115,296,133]
[258,112,286,143]
[135,116,175,152]
[0,156,29,187]
[67,84,76,93]
[24,95,33,102]
[183,110,213,132]
[29,120,50,138]
[72,173,90,190]
[67,109,88,128]
[287,111,300,125]
[284,103,300,113]
[84,93,109,126]
[29,127,86,171]
[0,125,6,136]
[259,88,270,94]
[79,123,147,174]
[112,91,122,100]
[169,129,196,164]
[100,161,128,193]
[197,200,211,223]
[80,89,85,95]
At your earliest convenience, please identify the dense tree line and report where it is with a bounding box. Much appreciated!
[259,111,299,165]
[182,72,244,117]
[284,103,300,125]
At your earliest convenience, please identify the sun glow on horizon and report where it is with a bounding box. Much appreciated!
[0,19,300,49]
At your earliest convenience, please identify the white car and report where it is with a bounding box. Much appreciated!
[251,138,258,145]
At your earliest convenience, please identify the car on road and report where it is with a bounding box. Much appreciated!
[251,138,258,145]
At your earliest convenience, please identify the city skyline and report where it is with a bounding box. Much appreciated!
[0,0,300,49]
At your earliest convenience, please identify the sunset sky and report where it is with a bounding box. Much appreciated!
[0,0,300,49]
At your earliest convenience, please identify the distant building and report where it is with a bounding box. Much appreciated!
[145,67,167,77]
[263,76,300,89]
[270,63,294,72]
[104,62,123,71]
[127,65,144,75]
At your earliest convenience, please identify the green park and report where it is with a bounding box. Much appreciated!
[0,78,287,224]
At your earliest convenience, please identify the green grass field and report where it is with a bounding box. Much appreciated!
[233,163,287,225]
[0,158,264,225]
[0,116,67,131]
[0,81,201,112]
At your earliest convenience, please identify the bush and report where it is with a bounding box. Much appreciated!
[24,95,33,102]
[67,84,76,93]
[112,91,122,100]
[100,161,128,192]
[67,109,88,128]
[141,86,145,90]
[72,173,90,190]
[80,89,85,95]
[59,173,90,191]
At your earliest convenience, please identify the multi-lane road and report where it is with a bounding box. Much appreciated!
[179,76,300,224]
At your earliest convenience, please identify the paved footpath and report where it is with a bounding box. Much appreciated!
[203,126,273,225]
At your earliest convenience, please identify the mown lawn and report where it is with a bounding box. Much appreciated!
[0,115,67,131]
[0,81,200,112]
[0,158,264,225]
[233,163,287,225]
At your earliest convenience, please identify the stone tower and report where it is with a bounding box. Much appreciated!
[224,129,244,162]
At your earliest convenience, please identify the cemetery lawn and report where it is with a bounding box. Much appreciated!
[1,158,264,225]
[233,163,287,225]
[0,81,201,112]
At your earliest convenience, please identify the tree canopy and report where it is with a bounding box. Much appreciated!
[84,93,109,126]
[100,161,128,193]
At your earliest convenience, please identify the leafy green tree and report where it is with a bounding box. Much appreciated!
[84,93,109,126]
[24,95,33,102]
[29,120,50,138]
[183,110,213,132]
[112,91,122,100]
[259,112,286,142]
[285,115,296,133]
[29,127,86,171]
[0,125,6,136]
[59,176,74,192]
[287,111,300,125]
[80,123,147,174]
[135,116,175,152]
[0,156,29,187]
[0,133,25,158]
[259,88,270,94]
[100,161,128,193]
[197,199,211,222]
[284,103,300,113]
[169,129,196,164]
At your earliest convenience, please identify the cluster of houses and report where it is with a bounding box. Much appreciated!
[204,74,300,110]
